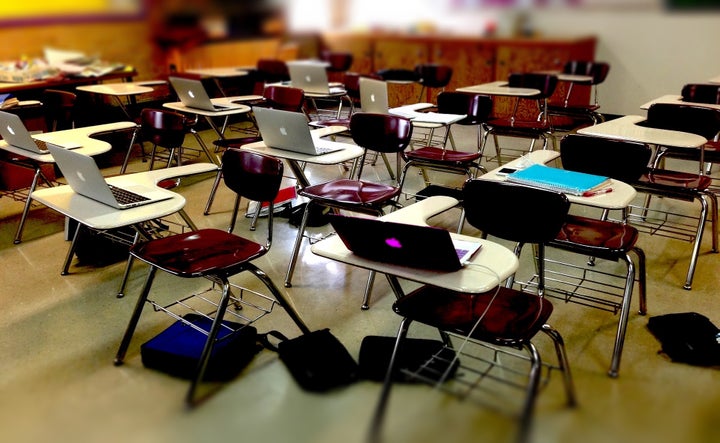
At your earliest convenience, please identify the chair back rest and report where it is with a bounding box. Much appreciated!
[263,85,305,112]
[562,61,610,85]
[42,89,76,131]
[256,59,290,84]
[560,134,651,183]
[375,68,419,82]
[508,72,558,99]
[415,64,453,88]
[222,148,284,204]
[645,103,720,139]
[681,83,720,105]
[344,72,362,101]
[140,108,188,148]
[463,179,570,244]
[349,112,413,154]
[437,91,493,126]
[321,51,354,72]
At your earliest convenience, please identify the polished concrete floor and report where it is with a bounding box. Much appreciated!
[1,123,719,443]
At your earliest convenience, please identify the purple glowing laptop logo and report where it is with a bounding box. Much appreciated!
[385,237,402,249]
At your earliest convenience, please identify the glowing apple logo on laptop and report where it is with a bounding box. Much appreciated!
[280,127,288,136]
[7,125,15,135]
[370,94,376,102]
[385,237,402,249]
[305,75,312,82]
[188,90,195,98]
[76,171,86,182]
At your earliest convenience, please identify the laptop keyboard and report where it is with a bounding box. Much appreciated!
[34,139,49,152]
[108,185,150,205]
[315,140,341,155]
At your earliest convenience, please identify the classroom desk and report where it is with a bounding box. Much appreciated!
[183,67,250,77]
[456,81,541,96]
[1,121,139,244]
[481,150,638,210]
[76,82,156,119]
[640,94,720,111]
[579,116,715,291]
[311,194,519,295]
[0,70,137,99]
[577,115,707,148]
[163,98,252,165]
[31,162,218,297]
[242,125,363,188]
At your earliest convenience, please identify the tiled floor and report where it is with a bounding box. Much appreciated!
[1,123,719,443]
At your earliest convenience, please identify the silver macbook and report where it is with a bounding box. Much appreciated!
[168,76,241,112]
[359,77,389,113]
[253,107,343,156]
[287,61,345,95]
[0,111,81,154]
[46,144,173,209]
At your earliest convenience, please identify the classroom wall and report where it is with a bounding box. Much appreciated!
[530,10,720,115]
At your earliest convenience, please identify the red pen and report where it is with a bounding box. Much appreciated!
[583,187,613,197]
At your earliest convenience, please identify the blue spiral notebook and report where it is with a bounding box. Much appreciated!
[506,164,610,196]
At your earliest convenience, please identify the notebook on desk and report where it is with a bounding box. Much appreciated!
[329,214,482,272]
[253,107,343,156]
[47,144,172,209]
[359,77,389,113]
[168,76,242,112]
[0,111,81,154]
[287,62,345,95]
[506,163,610,196]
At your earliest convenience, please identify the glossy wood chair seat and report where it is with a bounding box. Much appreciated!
[114,150,309,406]
[128,108,196,172]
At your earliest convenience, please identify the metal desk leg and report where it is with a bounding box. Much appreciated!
[14,165,53,244]
[61,222,83,275]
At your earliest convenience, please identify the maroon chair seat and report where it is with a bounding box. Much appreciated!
[299,178,401,207]
[394,286,554,345]
[405,147,481,163]
[130,229,266,277]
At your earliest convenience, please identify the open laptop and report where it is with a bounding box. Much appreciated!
[0,111,81,154]
[359,77,389,113]
[329,214,482,272]
[46,144,173,209]
[287,62,345,95]
[253,107,343,156]
[168,76,242,112]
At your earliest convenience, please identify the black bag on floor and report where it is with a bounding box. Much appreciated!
[262,328,359,392]
[141,314,262,381]
[358,335,460,383]
[647,312,720,367]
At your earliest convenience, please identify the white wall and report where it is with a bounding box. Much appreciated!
[530,10,720,115]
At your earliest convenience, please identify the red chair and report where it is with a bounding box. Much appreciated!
[482,72,559,165]
[284,112,413,309]
[204,85,306,215]
[114,150,310,405]
[414,63,453,102]
[370,179,576,443]
[547,60,610,128]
